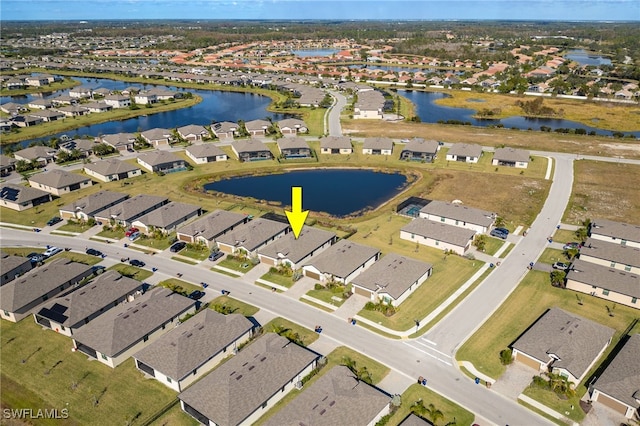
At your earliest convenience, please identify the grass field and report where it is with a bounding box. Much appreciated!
[564,160,640,226]
[157,278,201,296]
[209,295,259,317]
[53,252,103,265]
[537,248,568,265]
[261,317,319,347]
[0,320,177,426]
[107,264,153,281]
[0,246,43,257]
[217,257,255,272]
[133,234,175,250]
[259,271,294,288]
[57,221,95,233]
[552,229,580,244]
[305,288,347,307]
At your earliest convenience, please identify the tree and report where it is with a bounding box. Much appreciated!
[423,403,444,424]
[550,270,566,288]
[473,234,487,252]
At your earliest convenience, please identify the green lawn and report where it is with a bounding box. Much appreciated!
[133,234,175,251]
[179,245,210,261]
[0,320,177,426]
[171,256,198,265]
[552,229,580,244]
[217,257,255,272]
[305,288,347,307]
[261,317,319,347]
[482,236,508,256]
[148,402,198,426]
[97,228,125,239]
[107,264,153,281]
[522,385,585,423]
[209,295,259,317]
[157,278,202,296]
[538,248,569,265]
[499,243,514,259]
[259,271,294,288]
[57,222,95,233]
[0,247,43,257]
[53,252,104,266]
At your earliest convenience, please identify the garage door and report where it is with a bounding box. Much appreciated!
[353,285,372,298]
[259,255,276,266]
[177,234,192,243]
[595,393,628,415]
[219,244,233,254]
[304,270,321,280]
[60,211,75,220]
[515,351,541,370]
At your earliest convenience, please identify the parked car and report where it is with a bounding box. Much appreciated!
[125,227,139,237]
[85,248,103,257]
[553,262,570,270]
[46,216,63,226]
[208,251,224,262]
[29,253,46,263]
[490,227,509,239]
[563,242,580,250]
[128,231,141,241]
[129,259,145,267]
[188,290,206,300]
[43,246,63,258]
[169,241,186,253]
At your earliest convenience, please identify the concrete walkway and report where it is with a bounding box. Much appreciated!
[333,293,368,320]
[284,276,316,299]
[518,394,579,426]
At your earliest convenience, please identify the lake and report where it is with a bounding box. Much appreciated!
[204,169,408,217]
[292,49,339,57]
[565,49,612,66]
[399,90,639,137]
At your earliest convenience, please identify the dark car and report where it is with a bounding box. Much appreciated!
[169,241,186,253]
[188,290,206,300]
[129,259,145,267]
[490,227,509,239]
[86,248,103,257]
[208,251,224,262]
[46,217,63,226]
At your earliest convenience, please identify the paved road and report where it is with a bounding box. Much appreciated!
[327,90,347,136]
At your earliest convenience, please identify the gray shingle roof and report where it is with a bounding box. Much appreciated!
[101,133,136,148]
[186,144,226,158]
[244,119,270,131]
[351,253,432,299]
[133,310,253,381]
[59,190,128,217]
[277,137,310,151]
[262,365,390,426]
[28,170,91,189]
[304,239,380,279]
[133,201,201,229]
[401,218,476,247]
[398,413,433,426]
[141,128,172,142]
[137,150,184,167]
[419,200,495,227]
[72,287,195,357]
[84,159,140,176]
[0,259,94,312]
[0,253,32,276]
[35,270,142,328]
[512,308,615,380]
[258,227,336,264]
[581,238,640,268]
[14,145,57,161]
[212,121,238,134]
[447,143,483,158]
[320,136,352,150]
[1,183,51,204]
[176,210,248,241]
[590,218,640,244]
[59,139,97,154]
[402,138,439,154]
[177,124,208,138]
[231,138,271,154]
[592,334,640,411]
[363,137,393,151]
[277,118,306,130]
[94,194,168,223]
[568,259,640,298]
[177,333,318,426]
[0,154,16,168]
[493,147,530,163]
[216,218,289,252]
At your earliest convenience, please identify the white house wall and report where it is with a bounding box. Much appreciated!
[565,279,639,309]
[400,230,470,255]
[589,233,640,249]
[418,212,489,234]
[579,254,639,274]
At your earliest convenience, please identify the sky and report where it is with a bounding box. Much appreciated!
[1,0,638,21]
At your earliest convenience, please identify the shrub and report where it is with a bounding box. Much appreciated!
[500,348,513,365]
[314,283,324,291]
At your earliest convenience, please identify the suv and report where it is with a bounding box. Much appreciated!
[86,248,103,257]
[129,259,145,267]
[169,241,186,253]
[125,227,139,237]
[490,227,509,239]
[208,251,224,262]
[553,262,570,270]
[46,217,63,226]
[43,247,63,258]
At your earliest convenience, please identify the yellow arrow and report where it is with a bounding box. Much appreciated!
[285,186,308,239]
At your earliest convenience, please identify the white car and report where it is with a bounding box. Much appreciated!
[43,246,63,258]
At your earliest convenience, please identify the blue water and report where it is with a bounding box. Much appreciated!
[349,64,438,74]
[204,169,408,217]
[399,90,639,137]
[3,77,290,148]
[565,50,612,66]
[292,49,339,57]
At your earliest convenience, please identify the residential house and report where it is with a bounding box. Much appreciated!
[185,144,228,164]
[319,136,352,154]
[231,138,274,162]
[177,333,319,426]
[134,91,158,105]
[50,94,77,106]
[566,259,639,309]
[492,147,530,168]
[28,99,54,110]
[131,202,202,234]
[11,115,44,128]
[262,366,391,426]
[59,190,129,221]
[398,414,433,426]
[579,238,640,274]
[353,90,385,119]
[446,143,483,163]
[258,227,337,269]
[590,334,640,419]
[0,102,28,115]
[103,94,131,109]
[176,210,249,248]
[1,183,52,211]
[590,219,640,249]
[362,137,393,155]
[29,109,65,122]
[94,194,169,227]
[71,287,196,368]
[400,218,476,255]
[69,86,93,98]
[0,155,16,176]
[216,218,289,257]
[141,128,173,148]
[0,252,33,286]
[55,105,90,117]
[137,151,188,174]
[14,145,58,166]
[84,102,113,113]
[302,239,380,283]
[244,119,271,136]
[101,133,137,153]
[276,137,312,159]
[25,75,51,87]
[84,159,142,183]
[511,307,614,384]
[212,121,238,139]
[400,138,439,162]
[0,259,94,322]
[419,200,495,234]
[277,118,308,135]
[177,124,209,142]
[33,271,143,337]
[133,310,254,392]
[351,253,433,307]
[59,139,97,158]
[28,170,92,196]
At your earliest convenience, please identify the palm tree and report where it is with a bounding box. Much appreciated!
[424,403,444,424]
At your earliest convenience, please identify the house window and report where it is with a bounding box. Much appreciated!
[411,233,415,239]
[3,311,8,317]
[632,297,637,304]
[624,265,631,272]
[610,262,616,268]
[262,402,268,409]
[101,353,108,361]
[621,239,627,246]
[192,369,197,376]
[42,295,48,301]
[440,217,445,222]
[143,335,149,342]
[60,326,65,331]
[167,377,172,383]
[455,220,459,225]
[603,290,610,296]
[435,241,440,246]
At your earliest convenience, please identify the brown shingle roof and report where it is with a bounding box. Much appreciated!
[592,334,640,411]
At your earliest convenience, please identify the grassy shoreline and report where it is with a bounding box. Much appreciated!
[0,77,81,96]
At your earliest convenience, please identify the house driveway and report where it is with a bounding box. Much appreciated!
[580,399,629,426]
[490,362,536,400]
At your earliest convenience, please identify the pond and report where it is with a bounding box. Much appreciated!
[399,90,639,137]
[565,49,612,66]
[204,168,408,217]
[292,49,339,57]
